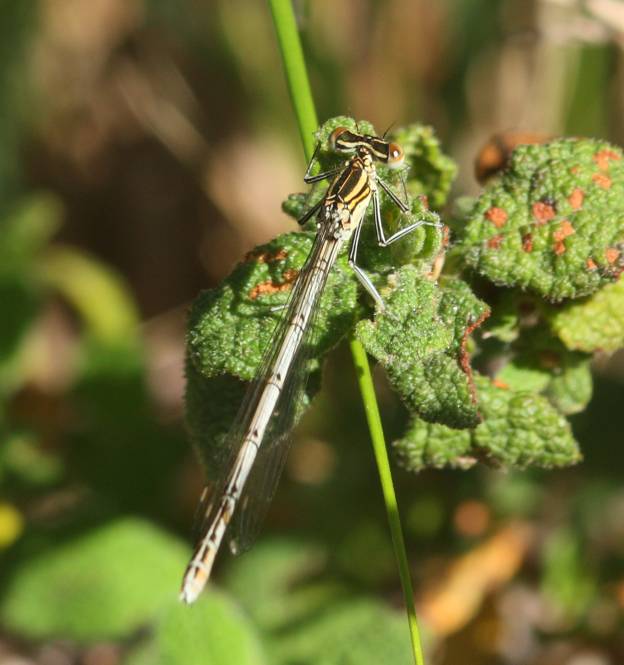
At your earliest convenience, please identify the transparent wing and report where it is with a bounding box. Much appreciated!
[191,220,339,553]
[228,306,324,554]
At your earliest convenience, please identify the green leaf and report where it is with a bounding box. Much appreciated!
[0,275,40,385]
[185,367,248,476]
[544,356,593,415]
[186,231,358,473]
[224,538,329,629]
[392,123,458,209]
[356,267,488,429]
[548,274,624,352]
[270,599,414,665]
[394,375,581,471]
[393,418,472,471]
[0,518,188,641]
[187,231,358,382]
[495,330,594,415]
[473,376,581,467]
[223,538,414,665]
[40,246,140,345]
[124,592,266,665]
[458,139,624,301]
[0,195,62,269]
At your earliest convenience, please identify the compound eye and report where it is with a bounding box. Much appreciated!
[329,126,353,152]
[387,142,405,169]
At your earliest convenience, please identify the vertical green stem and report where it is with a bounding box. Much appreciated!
[349,338,425,665]
[267,0,318,160]
[267,2,425,663]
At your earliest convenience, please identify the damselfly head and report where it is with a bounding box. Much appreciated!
[386,142,405,170]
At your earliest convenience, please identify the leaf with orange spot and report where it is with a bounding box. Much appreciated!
[458,138,624,301]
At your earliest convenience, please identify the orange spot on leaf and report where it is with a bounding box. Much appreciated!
[485,206,508,228]
[552,219,575,242]
[593,149,621,171]
[592,173,612,189]
[586,258,597,270]
[245,248,288,264]
[492,378,509,390]
[606,248,620,264]
[522,233,533,253]
[532,201,556,225]
[553,241,566,256]
[249,269,299,299]
[487,235,504,249]
[568,188,584,210]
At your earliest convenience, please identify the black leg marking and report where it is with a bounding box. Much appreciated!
[378,177,409,213]
[303,142,342,184]
[297,197,324,226]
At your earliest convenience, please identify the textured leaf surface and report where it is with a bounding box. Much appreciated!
[394,375,581,471]
[124,592,266,665]
[0,519,188,641]
[548,274,624,352]
[356,267,488,428]
[459,139,624,301]
[392,123,457,209]
[186,231,356,473]
[187,231,358,383]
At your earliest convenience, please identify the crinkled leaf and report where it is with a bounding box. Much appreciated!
[459,139,624,301]
[186,231,356,473]
[394,419,472,471]
[187,231,358,382]
[548,274,624,352]
[0,519,188,641]
[356,267,488,429]
[392,123,458,209]
[492,325,593,415]
[496,336,593,415]
[124,592,266,665]
[395,375,581,471]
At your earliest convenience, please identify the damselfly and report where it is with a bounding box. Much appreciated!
[180,125,441,603]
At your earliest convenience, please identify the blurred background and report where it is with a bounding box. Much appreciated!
[1,1,624,664]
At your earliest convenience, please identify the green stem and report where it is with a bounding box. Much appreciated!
[267,2,425,663]
[349,338,425,665]
[267,0,318,160]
